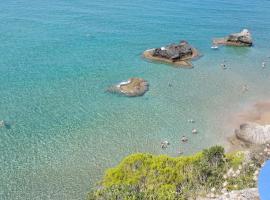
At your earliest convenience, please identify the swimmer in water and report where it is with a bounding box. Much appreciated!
[181,136,188,143]
[262,62,266,68]
[192,128,198,134]
[221,63,227,70]
[178,150,184,155]
[188,119,195,123]
[242,84,248,93]
[161,141,170,149]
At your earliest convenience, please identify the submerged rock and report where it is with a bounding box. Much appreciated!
[213,29,253,47]
[235,123,270,145]
[107,78,149,97]
[143,40,200,67]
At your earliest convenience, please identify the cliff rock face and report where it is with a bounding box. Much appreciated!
[235,123,270,145]
[152,41,193,61]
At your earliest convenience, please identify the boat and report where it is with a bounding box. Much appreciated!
[211,45,219,49]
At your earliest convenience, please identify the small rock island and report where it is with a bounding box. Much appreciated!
[107,78,149,97]
[143,40,200,67]
[213,29,253,47]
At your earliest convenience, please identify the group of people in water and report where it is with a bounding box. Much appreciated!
[160,119,198,155]
[221,60,267,70]
[161,49,270,154]
[219,57,269,95]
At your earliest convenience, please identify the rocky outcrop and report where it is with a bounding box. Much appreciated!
[143,41,200,67]
[198,188,259,200]
[213,29,253,47]
[107,78,149,97]
[152,41,193,61]
[235,123,270,145]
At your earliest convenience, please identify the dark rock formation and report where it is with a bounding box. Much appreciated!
[107,78,149,97]
[213,29,253,47]
[152,41,193,61]
[143,41,200,67]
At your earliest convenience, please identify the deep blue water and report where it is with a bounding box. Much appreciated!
[1,0,270,199]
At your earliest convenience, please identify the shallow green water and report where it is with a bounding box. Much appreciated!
[1,0,270,199]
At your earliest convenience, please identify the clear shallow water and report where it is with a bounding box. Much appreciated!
[1,0,270,199]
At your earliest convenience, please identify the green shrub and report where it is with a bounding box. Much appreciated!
[226,151,244,168]
[88,146,256,200]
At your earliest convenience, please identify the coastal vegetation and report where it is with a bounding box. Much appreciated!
[87,146,261,200]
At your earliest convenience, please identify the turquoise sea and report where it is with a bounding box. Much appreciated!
[1,0,270,199]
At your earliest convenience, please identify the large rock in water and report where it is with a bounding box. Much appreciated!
[143,40,199,67]
[152,41,193,61]
[235,123,270,145]
[213,29,253,47]
[107,78,149,97]
[227,29,253,46]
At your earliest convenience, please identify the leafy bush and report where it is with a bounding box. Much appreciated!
[88,146,256,200]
